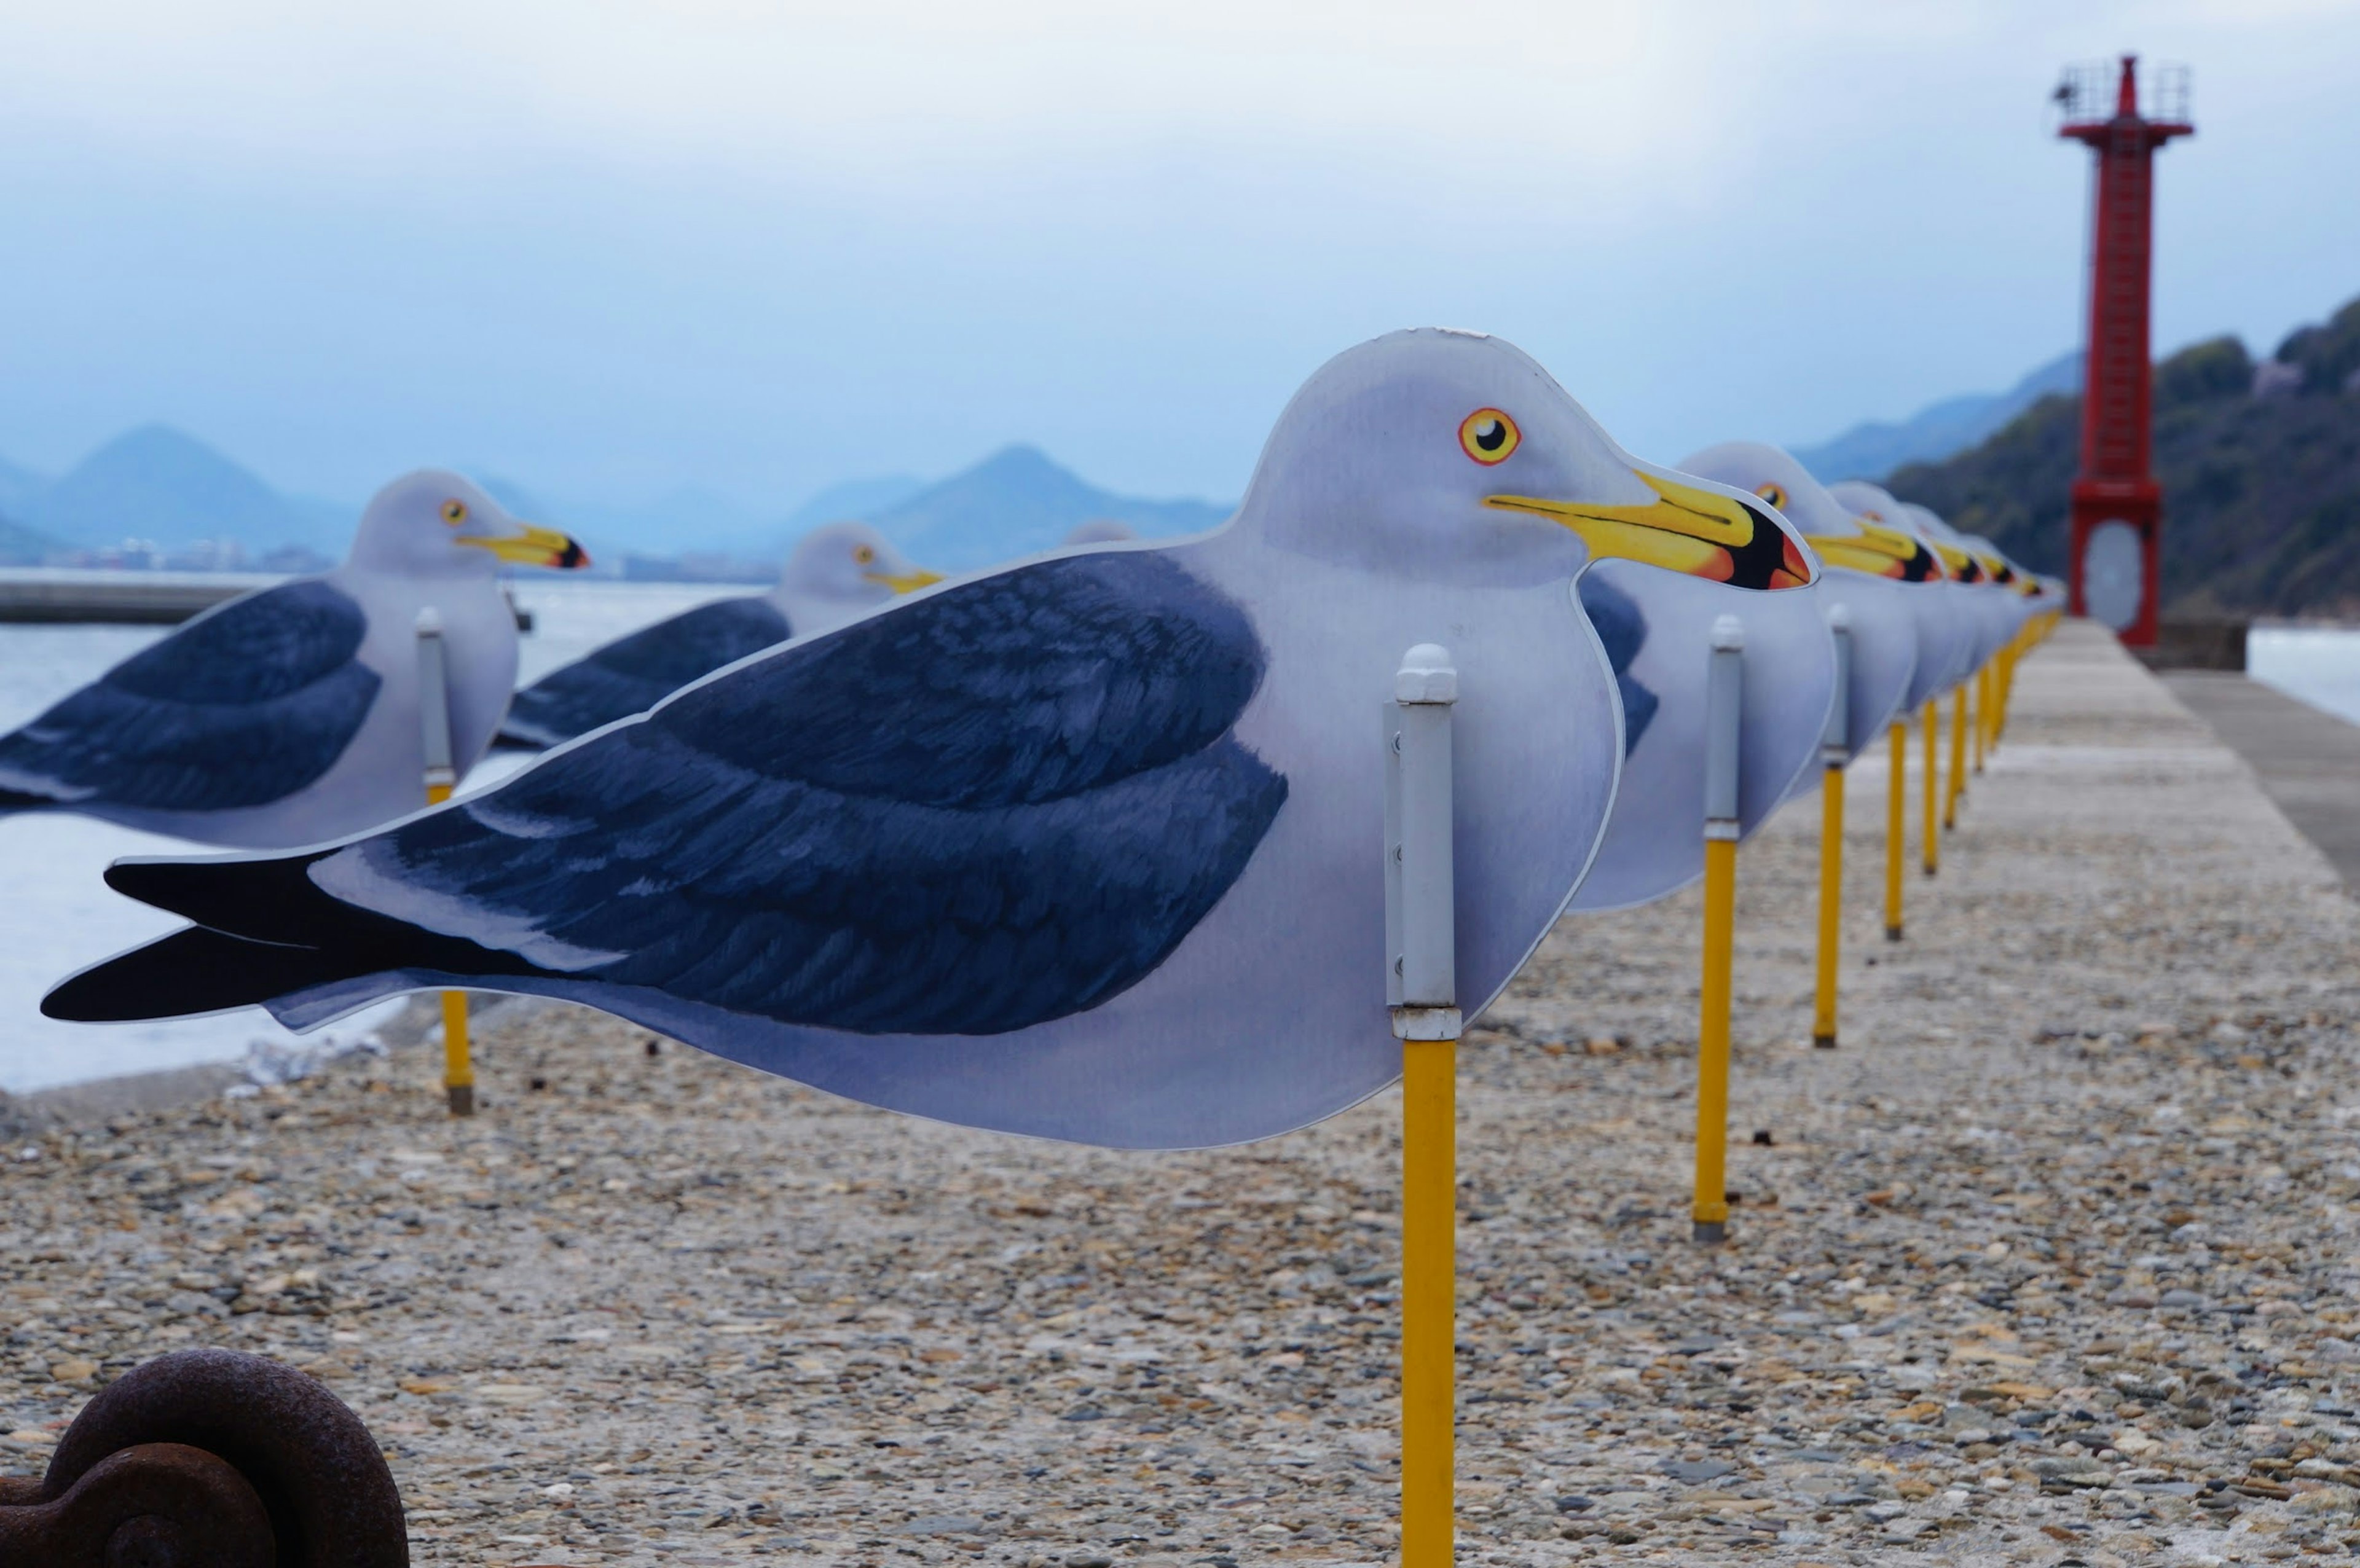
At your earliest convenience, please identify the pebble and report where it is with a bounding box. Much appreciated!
[0,625,2355,1564]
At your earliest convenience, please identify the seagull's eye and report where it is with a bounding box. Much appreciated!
[1458,409,1520,466]
[854,544,876,565]
[1754,482,1788,511]
[440,500,468,527]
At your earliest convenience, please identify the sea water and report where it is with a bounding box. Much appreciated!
[0,579,739,1092]
[2248,627,2360,728]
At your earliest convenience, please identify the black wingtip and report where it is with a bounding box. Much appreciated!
[103,850,341,946]
[44,927,350,1022]
[101,858,155,900]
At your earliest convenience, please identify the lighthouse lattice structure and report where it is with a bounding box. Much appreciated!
[2055,53,2191,646]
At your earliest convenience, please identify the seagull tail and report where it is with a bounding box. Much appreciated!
[45,850,406,1021]
[104,850,347,947]
[42,925,382,1022]
[52,849,549,1024]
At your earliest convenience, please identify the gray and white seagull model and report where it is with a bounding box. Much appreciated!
[48,331,1815,1150]
[497,522,940,750]
[0,472,589,849]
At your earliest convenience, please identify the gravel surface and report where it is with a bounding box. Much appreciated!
[2,621,2357,1567]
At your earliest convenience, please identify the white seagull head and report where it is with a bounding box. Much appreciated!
[774,522,942,617]
[346,470,589,579]
[1243,328,1816,594]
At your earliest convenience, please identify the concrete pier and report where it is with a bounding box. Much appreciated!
[2165,669,2360,886]
[0,570,533,627]
[0,571,274,624]
[1,619,2355,1562]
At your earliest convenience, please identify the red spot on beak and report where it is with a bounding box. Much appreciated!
[1782,535,1811,586]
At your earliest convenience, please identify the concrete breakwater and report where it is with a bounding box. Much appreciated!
[0,621,2355,1565]
[0,569,533,627]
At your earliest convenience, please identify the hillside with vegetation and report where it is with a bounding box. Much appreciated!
[1888,295,2360,616]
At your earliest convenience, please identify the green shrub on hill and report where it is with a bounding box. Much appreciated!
[2278,298,2360,396]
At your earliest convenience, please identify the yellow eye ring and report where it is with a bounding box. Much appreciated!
[1754,482,1789,511]
[1458,408,1519,465]
[854,544,876,565]
[440,500,468,527]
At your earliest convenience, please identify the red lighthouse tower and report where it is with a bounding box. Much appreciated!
[2056,55,2191,645]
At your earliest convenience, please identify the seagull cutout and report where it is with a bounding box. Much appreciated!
[498,523,940,750]
[1828,480,1980,693]
[1953,526,2045,645]
[1954,533,2044,649]
[49,329,1817,1150]
[1552,469,1833,914]
[1678,442,1932,756]
[0,472,588,848]
[1892,501,2020,675]
[1965,535,2052,627]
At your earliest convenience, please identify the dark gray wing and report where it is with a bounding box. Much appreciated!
[88,552,1289,1038]
[0,580,380,812]
[1578,572,1658,753]
[498,595,791,748]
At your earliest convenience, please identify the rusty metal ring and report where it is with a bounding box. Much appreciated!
[20,1349,407,1567]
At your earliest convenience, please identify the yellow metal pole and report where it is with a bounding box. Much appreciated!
[1945,685,1967,829]
[2004,636,2024,735]
[1921,700,1939,876]
[423,776,476,1116]
[1994,652,2008,747]
[1401,1037,1455,1568]
[1694,836,1736,1242]
[1993,648,2011,748]
[2005,640,2017,724]
[440,992,474,1115]
[1973,665,1989,772]
[1884,721,1906,941]
[1812,764,1844,1049]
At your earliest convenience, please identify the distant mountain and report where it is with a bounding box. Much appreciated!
[522,455,1214,573]
[0,425,1230,579]
[22,425,348,555]
[868,444,1229,571]
[0,453,44,519]
[503,476,927,568]
[0,512,61,566]
[1887,294,2360,616]
[784,474,927,536]
[1794,351,2084,483]
[484,487,744,573]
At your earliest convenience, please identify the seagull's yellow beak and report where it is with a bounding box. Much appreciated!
[1808,521,1942,583]
[460,522,592,571]
[1488,471,1815,590]
[863,568,944,594]
[1927,541,1980,584]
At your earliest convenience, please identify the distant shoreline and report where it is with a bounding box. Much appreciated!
[0,996,542,1132]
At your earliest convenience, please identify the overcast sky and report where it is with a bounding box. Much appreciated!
[0,0,2353,512]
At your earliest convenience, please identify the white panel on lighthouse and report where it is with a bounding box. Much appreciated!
[2084,519,2144,631]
